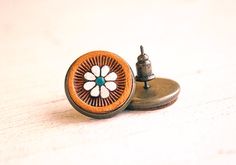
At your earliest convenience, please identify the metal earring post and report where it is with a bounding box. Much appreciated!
[139,45,151,89]
[135,45,155,88]
[144,81,150,89]
[128,45,180,110]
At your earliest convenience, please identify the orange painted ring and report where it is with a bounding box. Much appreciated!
[65,51,135,119]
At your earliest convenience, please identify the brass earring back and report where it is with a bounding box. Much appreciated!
[128,46,180,110]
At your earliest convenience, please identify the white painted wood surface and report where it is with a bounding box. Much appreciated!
[0,0,236,164]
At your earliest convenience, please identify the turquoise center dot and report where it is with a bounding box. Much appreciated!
[95,77,105,86]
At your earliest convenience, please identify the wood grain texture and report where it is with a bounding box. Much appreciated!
[0,0,236,165]
[66,51,134,113]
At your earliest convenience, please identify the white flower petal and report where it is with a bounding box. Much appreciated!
[105,72,117,81]
[101,86,109,98]
[84,72,96,80]
[101,65,110,77]
[90,85,100,97]
[91,65,100,77]
[105,82,117,91]
[83,82,96,91]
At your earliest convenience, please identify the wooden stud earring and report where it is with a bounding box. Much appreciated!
[65,47,180,119]
[65,51,135,119]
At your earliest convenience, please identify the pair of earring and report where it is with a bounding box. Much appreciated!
[65,46,180,119]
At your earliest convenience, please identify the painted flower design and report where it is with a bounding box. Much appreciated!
[83,65,117,98]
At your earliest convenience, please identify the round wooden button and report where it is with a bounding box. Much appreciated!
[65,51,135,119]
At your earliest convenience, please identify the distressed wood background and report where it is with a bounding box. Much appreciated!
[0,0,236,164]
